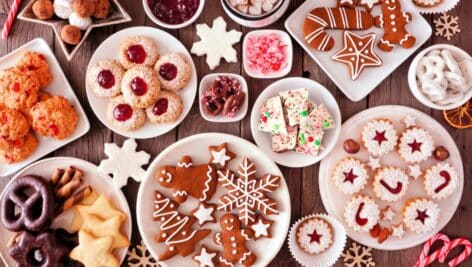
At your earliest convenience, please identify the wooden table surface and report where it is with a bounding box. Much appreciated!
[0,0,470,266]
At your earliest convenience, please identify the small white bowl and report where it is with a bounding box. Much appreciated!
[243,29,293,79]
[408,44,472,110]
[142,0,205,29]
[199,73,248,123]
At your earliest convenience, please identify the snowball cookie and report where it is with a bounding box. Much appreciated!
[61,25,82,45]
[72,0,95,18]
[86,59,124,98]
[69,12,92,30]
[54,0,74,19]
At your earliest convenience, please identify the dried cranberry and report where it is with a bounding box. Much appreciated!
[130,77,148,96]
[152,98,169,116]
[159,63,178,81]
[113,104,133,122]
[97,70,115,89]
[126,45,146,64]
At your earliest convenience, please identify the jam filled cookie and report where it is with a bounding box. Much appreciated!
[86,60,124,98]
[0,108,30,141]
[373,167,409,202]
[121,66,161,108]
[0,132,38,163]
[154,53,191,92]
[145,91,183,124]
[106,95,146,131]
[0,68,40,111]
[398,127,434,163]
[296,217,333,255]
[402,198,440,234]
[344,195,380,232]
[424,162,459,200]
[119,36,159,69]
[361,119,398,157]
[332,157,369,195]
[30,96,79,140]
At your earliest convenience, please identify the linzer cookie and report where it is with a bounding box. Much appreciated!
[296,217,333,254]
[332,157,369,195]
[372,167,410,202]
[303,7,374,51]
[398,127,434,163]
[279,88,309,127]
[402,198,440,234]
[361,119,398,157]
[344,195,380,232]
[413,0,443,7]
[258,96,287,135]
[424,162,459,200]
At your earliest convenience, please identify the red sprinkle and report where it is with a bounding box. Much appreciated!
[245,33,287,75]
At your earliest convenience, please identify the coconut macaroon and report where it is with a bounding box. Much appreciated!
[121,66,161,108]
[107,95,146,131]
[146,91,183,124]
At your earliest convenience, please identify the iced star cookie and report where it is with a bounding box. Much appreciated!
[398,127,434,163]
[402,198,440,234]
[361,119,398,157]
[344,195,380,232]
[296,217,333,254]
[106,95,146,131]
[121,66,161,108]
[208,142,235,168]
[119,36,159,69]
[145,91,183,124]
[332,157,369,195]
[249,215,273,240]
[424,162,459,200]
[86,59,124,98]
[373,167,409,202]
[154,53,191,92]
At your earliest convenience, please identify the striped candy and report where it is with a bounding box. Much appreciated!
[415,233,472,267]
[1,0,22,39]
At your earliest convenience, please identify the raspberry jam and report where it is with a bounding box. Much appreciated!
[380,180,403,194]
[126,45,147,64]
[130,77,148,96]
[97,70,115,89]
[152,98,169,116]
[355,203,368,226]
[435,171,451,193]
[159,63,178,81]
[113,104,133,122]
[147,0,200,25]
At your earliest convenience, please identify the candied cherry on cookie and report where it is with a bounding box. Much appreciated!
[154,52,191,92]
[145,90,183,124]
[106,95,146,131]
[119,36,159,69]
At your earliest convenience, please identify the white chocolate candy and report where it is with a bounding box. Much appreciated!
[69,12,92,30]
[421,79,447,102]
[445,71,468,93]
[459,59,472,87]
[417,55,445,84]
[441,49,462,76]
[54,0,73,19]
[427,49,441,56]
[437,91,464,105]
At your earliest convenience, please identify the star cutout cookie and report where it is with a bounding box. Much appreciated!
[72,194,126,230]
[191,17,242,70]
[368,156,381,171]
[381,206,396,223]
[98,139,151,189]
[391,223,405,238]
[193,245,218,267]
[332,31,382,80]
[403,114,417,128]
[208,143,236,168]
[191,202,217,226]
[249,215,273,240]
[408,164,422,180]
[70,230,120,267]
[81,214,130,249]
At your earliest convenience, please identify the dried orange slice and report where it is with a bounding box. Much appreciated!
[443,100,472,129]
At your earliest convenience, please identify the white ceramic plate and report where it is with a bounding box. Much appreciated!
[319,105,464,250]
[0,38,90,177]
[0,157,132,266]
[285,0,432,101]
[250,77,341,168]
[137,133,291,267]
[86,26,198,139]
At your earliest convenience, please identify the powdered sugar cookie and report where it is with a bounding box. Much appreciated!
[86,60,124,98]
[373,167,409,202]
[154,53,191,92]
[424,162,459,200]
[361,119,398,157]
[296,217,333,254]
[402,198,440,234]
[344,195,380,232]
[332,157,369,195]
[119,36,159,69]
[106,95,146,131]
[121,66,161,108]
[145,91,182,124]
[398,127,434,163]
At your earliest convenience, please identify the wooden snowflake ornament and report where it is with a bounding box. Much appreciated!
[126,240,158,267]
[342,242,376,267]
[434,13,461,41]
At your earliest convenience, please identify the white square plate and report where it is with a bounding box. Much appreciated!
[285,0,432,101]
[0,38,90,177]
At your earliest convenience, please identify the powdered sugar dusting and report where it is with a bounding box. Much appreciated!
[296,218,333,254]
[373,167,409,202]
[403,198,440,233]
[361,120,398,157]
[424,162,459,200]
[344,195,380,232]
[398,127,434,163]
[332,158,369,195]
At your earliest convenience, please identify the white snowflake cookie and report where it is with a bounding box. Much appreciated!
[398,127,434,163]
[403,198,440,234]
[361,119,398,157]
[344,195,380,232]
[332,157,369,195]
[296,217,333,255]
[424,162,459,200]
[373,167,410,202]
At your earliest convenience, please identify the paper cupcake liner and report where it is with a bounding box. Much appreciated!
[412,0,460,14]
[288,213,347,267]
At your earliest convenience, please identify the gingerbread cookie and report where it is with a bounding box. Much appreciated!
[338,0,380,13]
[193,245,218,267]
[249,215,273,240]
[208,142,236,168]
[192,202,217,226]
[217,158,280,225]
[156,156,218,203]
[303,7,374,51]
[375,0,416,51]
[153,191,211,261]
[214,213,257,267]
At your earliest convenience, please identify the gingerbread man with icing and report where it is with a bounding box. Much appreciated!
[375,0,416,51]
[155,156,217,203]
[214,213,257,267]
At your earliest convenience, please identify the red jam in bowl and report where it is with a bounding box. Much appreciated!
[147,0,200,25]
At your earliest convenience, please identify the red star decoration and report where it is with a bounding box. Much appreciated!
[307,229,322,244]
[415,209,429,224]
[408,139,423,153]
[343,169,358,184]
[373,130,388,145]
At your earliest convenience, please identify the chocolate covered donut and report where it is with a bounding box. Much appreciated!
[1,175,55,232]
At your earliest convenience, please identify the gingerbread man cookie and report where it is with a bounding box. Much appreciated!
[214,213,257,267]
[156,156,218,203]
[375,0,416,51]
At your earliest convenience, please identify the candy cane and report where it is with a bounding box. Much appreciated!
[438,238,472,267]
[2,0,22,39]
[414,233,450,267]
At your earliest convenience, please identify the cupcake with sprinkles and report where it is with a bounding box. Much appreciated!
[361,119,398,157]
[332,157,369,195]
[398,127,434,163]
[424,162,459,200]
[403,198,440,234]
[373,167,410,202]
[296,217,333,255]
[344,195,380,232]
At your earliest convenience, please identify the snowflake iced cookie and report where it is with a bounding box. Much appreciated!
[193,245,218,267]
[361,119,398,157]
[191,202,217,226]
[341,242,375,267]
[152,191,211,260]
[372,167,410,202]
[155,155,218,203]
[424,162,459,200]
[217,158,280,225]
[434,13,460,41]
[332,157,369,195]
[98,139,150,189]
[402,197,440,234]
[398,127,434,163]
[296,217,333,255]
[127,240,158,267]
[191,17,242,70]
[208,142,236,168]
[344,195,380,232]
[249,215,273,240]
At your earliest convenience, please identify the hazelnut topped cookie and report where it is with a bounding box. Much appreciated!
[121,66,161,108]
[86,59,124,98]
[154,53,191,92]
[119,36,159,69]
